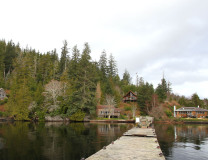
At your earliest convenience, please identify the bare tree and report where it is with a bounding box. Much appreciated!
[149,104,165,120]
[131,104,137,119]
[151,94,159,108]
[45,80,62,105]
[106,95,115,119]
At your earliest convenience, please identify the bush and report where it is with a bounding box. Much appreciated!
[124,106,131,111]
[36,110,45,121]
[0,98,8,105]
[69,110,85,121]
[0,111,4,117]
[165,110,172,118]
[119,114,126,119]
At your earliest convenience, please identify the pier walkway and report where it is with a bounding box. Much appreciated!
[86,127,165,160]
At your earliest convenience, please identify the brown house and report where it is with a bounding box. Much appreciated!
[175,107,208,118]
[97,105,120,118]
[123,91,137,103]
[0,88,7,100]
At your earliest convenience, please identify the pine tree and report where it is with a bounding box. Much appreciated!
[59,40,69,75]
[108,53,117,78]
[191,93,202,107]
[137,82,154,115]
[69,43,96,115]
[122,69,131,85]
[99,50,108,80]
[4,40,19,74]
[0,40,6,87]
[68,45,80,80]
[156,77,169,102]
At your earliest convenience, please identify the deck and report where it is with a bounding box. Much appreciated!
[86,127,165,160]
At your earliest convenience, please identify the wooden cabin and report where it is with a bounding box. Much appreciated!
[123,91,137,103]
[97,105,120,118]
[0,88,7,100]
[175,107,208,118]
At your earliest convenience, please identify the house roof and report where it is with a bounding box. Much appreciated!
[97,105,111,109]
[97,105,121,112]
[176,107,208,112]
[123,91,137,98]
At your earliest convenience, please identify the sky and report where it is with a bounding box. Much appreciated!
[1,0,208,99]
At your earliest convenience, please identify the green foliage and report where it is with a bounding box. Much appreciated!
[69,110,85,121]
[0,111,6,117]
[36,110,45,121]
[165,110,172,118]
[49,109,61,117]
[191,93,203,107]
[137,82,154,114]
[124,106,131,111]
[122,69,131,86]
[0,98,8,105]
[119,114,126,119]
[59,40,69,75]
[155,77,170,102]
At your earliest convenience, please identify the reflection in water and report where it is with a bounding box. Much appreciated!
[0,122,133,160]
[155,123,208,160]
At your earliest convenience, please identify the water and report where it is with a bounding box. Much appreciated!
[1,122,207,160]
[0,122,133,160]
[155,123,208,160]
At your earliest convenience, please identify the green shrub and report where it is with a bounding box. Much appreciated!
[165,110,172,118]
[124,106,131,111]
[49,109,61,117]
[36,110,45,121]
[69,110,85,121]
[0,111,4,117]
[119,114,126,119]
[0,98,8,105]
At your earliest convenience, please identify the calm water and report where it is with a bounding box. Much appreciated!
[155,123,208,160]
[1,122,207,160]
[0,122,133,160]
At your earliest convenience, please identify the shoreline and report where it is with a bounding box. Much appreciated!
[1,117,208,124]
[90,119,135,123]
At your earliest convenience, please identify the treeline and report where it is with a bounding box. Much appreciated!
[0,40,124,120]
[0,39,207,120]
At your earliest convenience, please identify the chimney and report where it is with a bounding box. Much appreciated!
[174,106,176,117]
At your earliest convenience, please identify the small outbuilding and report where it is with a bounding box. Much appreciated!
[97,105,120,118]
[123,91,137,103]
[0,88,7,100]
[175,106,208,118]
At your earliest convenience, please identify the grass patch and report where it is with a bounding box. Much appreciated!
[181,118,208,122]
[124,106,131,111]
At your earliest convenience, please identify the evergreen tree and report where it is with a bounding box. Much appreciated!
[156,77,169,102]
[0,40,6,87]
[68,45,80,80]
[191,93,202,107]
[137,82,154,115]
[122,69,131,85]
[108,53,117,78]
[59,40,69,75]
[4,40,19,74]
[69,43,96,115]
[99,50,108,80]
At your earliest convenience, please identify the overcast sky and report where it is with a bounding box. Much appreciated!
[1,0,208,99]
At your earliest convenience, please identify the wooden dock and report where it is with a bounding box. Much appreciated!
[86,127,165,160]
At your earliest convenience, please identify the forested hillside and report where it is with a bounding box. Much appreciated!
[0,40,207,120]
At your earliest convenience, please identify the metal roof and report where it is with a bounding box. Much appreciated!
[176,107,208,112]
